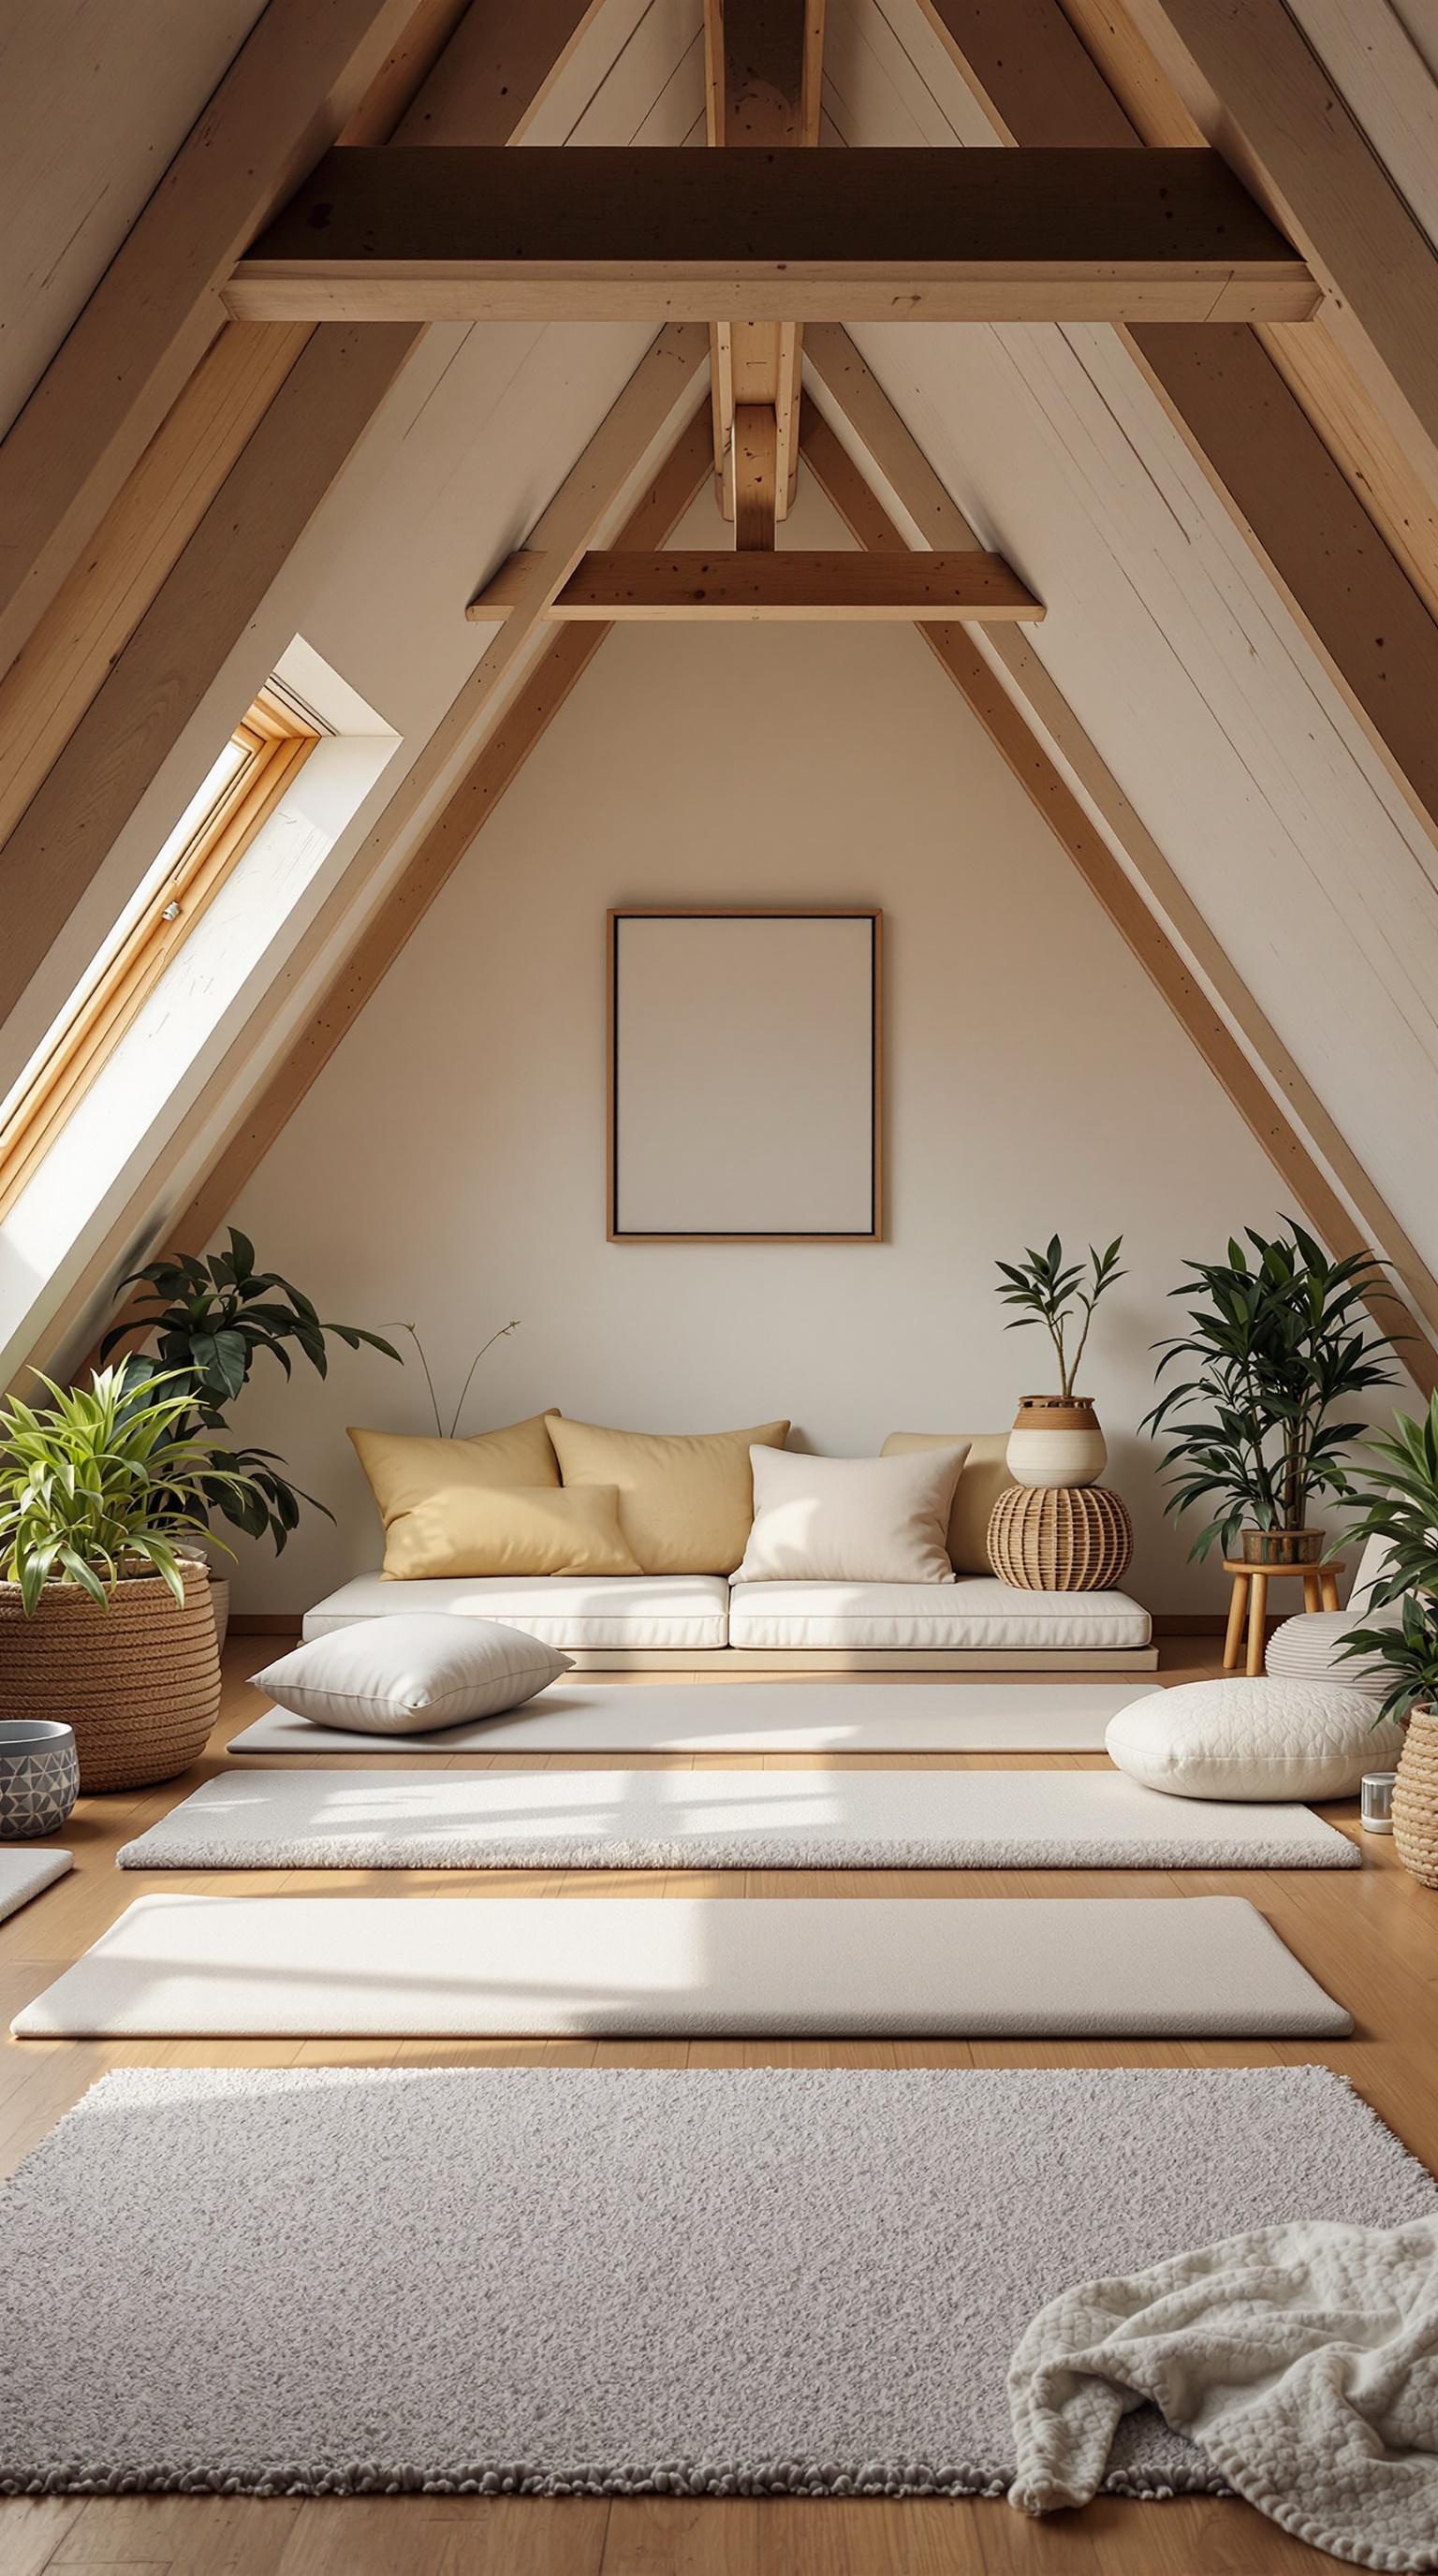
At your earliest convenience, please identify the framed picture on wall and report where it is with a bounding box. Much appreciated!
[607,908,883,1242]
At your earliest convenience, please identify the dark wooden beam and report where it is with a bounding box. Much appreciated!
[468,549,1044,621]
[227,146,1320,324]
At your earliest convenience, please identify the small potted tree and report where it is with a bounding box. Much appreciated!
[1339,1394,1438,1888]
[101,1228,398,1642]
[994,1235,1124,1486]
[1143,1222,1397,1567]
[0,1368,262,1790]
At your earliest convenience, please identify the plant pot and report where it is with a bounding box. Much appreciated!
[1005,1397,1107,1490]
[0,1720,79,1838]
[1240,1527,1325,1567]
[1393,1705,1438,1889]
[0,1560,220,1793]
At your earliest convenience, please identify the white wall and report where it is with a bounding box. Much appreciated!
[222,479,1323,1618]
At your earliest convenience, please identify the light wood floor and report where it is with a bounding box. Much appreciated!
[1,1638,1434,2576]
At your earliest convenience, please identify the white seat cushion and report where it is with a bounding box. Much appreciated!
[1265,1608,1392,1691]
[726,1579,1151,1652]
[1106,1676,1403,1801]
[302,1574,730,1651]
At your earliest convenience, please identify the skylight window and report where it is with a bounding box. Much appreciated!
[0,688,318,1218]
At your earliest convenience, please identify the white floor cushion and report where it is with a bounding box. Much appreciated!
[301,1574,730,1650]
[727,1580,1152,1652]
[1107,1677,1403,1801]
[1265,1607,1391,1691]
[253,1617,569,1734]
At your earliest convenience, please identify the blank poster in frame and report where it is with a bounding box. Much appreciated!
[608,908,883,1242]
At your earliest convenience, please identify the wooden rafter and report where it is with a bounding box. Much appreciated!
[76,405,714,1384]
[0,0,606,1087]
[226,146,1320,324]
[0,0,425,694]
[1121,0,1438,510]
[468,549,1043,621]
[914,0,1438,867]
[801,329,1438,1390]
[703,0,827,523]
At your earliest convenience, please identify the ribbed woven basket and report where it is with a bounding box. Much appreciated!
[0,1560,220,1792]
[1393,1705,1438,1890]
[987,1484,1133,1591]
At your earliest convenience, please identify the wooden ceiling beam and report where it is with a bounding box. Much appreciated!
[227,146,1320,324]
[1120,0,1438,510]
[802,329,1438,1386]
[914,0,1438,875]
[703,0,827,521]
[0,0,428,694]
[468,549,1043,621]
[75,405,715,1385]
[0,0,606,1086]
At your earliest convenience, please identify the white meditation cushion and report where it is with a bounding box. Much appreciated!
[253,1615,570,1734]
[1106,1677,1403,1802]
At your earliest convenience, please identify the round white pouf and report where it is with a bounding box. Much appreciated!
[1106,1677,1403,1802]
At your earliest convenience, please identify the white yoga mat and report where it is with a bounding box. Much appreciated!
[227,1678,1150,1758]
[118,1767,1358,1873]
[12,1894,1351,2039]
[0,1848,71,1923]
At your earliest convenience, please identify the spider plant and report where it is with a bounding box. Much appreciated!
[0,1368,262,1613]
[993,1236,1125,1399]
[1336,1394,1438,1724]
[1142,1222,1398,1562]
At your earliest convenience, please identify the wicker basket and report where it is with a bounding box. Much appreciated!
[1393,1705,1438,1890]
[987,1484,1133,1591]
[0,1560,220,1792]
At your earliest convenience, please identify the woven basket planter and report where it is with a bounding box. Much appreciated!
[987,1484,1134,1591]
[1393,1705,1438,1890]
[0,1560,220,1793]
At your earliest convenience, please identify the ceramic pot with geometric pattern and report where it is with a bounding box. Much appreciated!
[0,1720,79,1838]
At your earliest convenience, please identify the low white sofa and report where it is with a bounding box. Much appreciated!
[302,1572,1155,1670]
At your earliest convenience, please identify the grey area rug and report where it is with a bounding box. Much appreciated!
[227,1678,1144,1758]
[118,1766,1358,1873]
[0,1849,71,1923]
[0,2064,1431,2499]
[11,1894,1351,2039]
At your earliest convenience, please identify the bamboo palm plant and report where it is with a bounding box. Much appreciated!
[1142,1222,1397,1563]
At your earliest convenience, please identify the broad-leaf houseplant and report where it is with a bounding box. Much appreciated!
[1339,1394,1438,1887]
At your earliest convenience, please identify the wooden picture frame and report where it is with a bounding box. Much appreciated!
[607,907,883,1243]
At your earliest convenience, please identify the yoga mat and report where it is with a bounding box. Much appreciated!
[13,1894,1352,2039]
[119,1766,1357,1873]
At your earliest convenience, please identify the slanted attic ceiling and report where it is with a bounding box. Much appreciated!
[0,0,1435,1396]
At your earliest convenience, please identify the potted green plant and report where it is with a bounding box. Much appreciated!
[1142,1222,1397,1567]
[0,1368,263,1791]
[100,1228,399,1642]
[1338,1394,1438,1888]
[994,1235,1124,1486]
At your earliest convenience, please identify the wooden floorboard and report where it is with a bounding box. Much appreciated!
[0,1633,1431,2572]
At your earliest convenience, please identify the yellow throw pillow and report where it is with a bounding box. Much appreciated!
[348,1422,638,1579]
[881,1432,1015,1574]
[547,1415,790,1575]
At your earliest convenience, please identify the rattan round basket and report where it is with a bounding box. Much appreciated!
[0,1559,220,1792]
[987,1483,1134,1591]
[1393,1705,1438,1890]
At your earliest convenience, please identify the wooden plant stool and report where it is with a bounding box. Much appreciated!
[1222,1558,1343,1678]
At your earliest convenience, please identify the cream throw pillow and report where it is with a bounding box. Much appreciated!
[348,1419,640,1578]
[882,1431,1015,1573]
[547,1415,789,1575]
[253,1616,570,1734]
[736,1444,969,1585]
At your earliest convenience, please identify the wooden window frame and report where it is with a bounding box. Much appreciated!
[0,688,318,1219]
